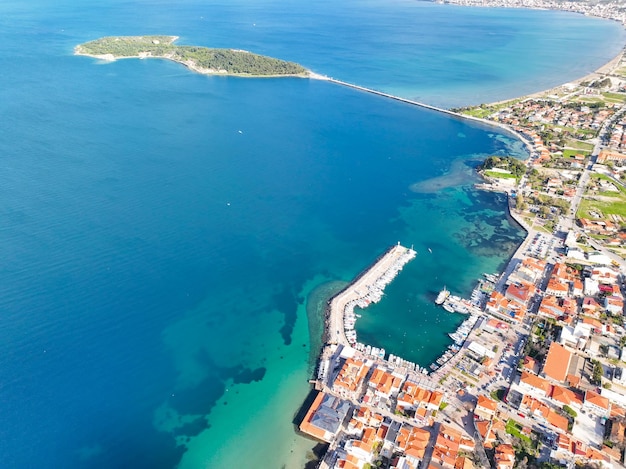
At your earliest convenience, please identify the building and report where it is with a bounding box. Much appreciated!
[584,390,611,417]
[474,395,498,421]
[494,443,515,469]
[394,424,431,467]
[545,279,569,298]
[538,295,565,320]
[597,149,626,163]
[332,357,372,400]
[368,366,404,400]
[542,342,572,383]
[550,385,583,409]
[519,371,553,398]
[559,323,591,350]
[605,295,624,315]
[300,392,351,442]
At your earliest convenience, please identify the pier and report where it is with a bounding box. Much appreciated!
[324,243,416,347]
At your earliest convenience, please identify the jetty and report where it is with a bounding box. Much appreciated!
[324,243,416,347]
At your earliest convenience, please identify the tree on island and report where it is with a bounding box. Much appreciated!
[75,35,308,77]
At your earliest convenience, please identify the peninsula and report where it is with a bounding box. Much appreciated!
[74,35,309,77]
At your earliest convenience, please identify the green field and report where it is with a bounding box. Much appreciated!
[602,92,626,103]
[484,170,516,179]
[456,99,521,118]
[578,197,626,219]
[562,149,590,158]
[564,140,594,151]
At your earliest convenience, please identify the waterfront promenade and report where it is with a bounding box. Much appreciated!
[324,243,416,346]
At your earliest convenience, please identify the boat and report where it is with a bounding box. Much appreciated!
[435,287,450,305]
[442,303,455,313]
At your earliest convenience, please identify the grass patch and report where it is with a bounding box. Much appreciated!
[506,419,532,444]
[562,149,590,158]
[602,92,626,103]
[578,197,626,219]
[456,99,521,119]
[564,140,594,151]
[439,402,449,411]
[461,108,493,119]
[485,170,517,179]
[614,67,626,78]
[576,96,604,103]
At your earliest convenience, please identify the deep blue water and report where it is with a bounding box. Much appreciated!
[0,1,624,467]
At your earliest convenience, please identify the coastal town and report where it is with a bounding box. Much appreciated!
[435,0,626,26]
[298,28,626,469]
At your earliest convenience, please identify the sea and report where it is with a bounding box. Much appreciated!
[0,0,624,467]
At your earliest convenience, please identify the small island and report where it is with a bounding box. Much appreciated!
[74,35,309,77]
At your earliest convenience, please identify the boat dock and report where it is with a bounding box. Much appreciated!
[324,243,416,348]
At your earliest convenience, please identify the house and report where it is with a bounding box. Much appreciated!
[542,342,572,383]
[368,367,404,399]
[591,266,619,285]
[507,258,547,286]
[494,444,515,469]
[505,283,533,305]
[396,381,445,423]
[519,394,569,432]
[550,385,583,408]
[605,295,624,315]
[485,291,527,322]
[483,318,509,333]
[584,390,611,417]
[395,424,431,466]
[582,316,603,334]
[332,358,372,400]
[582,296,602,316]
[474,395,498,421]
[538,295,565,320]
[566,246,586,261]
[597,149,626,163]
[559,323,592,350]
[572,279,584,297]
[475,419,497,448]
[522,356,538,373]
[431,424,463,469]
[519,371,552,398]
[545,279,569,298]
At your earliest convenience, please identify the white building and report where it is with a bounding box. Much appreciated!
[584,278,600,296]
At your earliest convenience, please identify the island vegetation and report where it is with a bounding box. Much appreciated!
[75,35,309,77]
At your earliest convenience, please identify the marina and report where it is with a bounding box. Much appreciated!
[324,243,417,348]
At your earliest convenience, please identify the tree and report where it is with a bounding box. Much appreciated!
[592,360,603,384]
[563,405,577,418]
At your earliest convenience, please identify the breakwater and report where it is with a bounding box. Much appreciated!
[323,243,416,348]
[311,75,536,158]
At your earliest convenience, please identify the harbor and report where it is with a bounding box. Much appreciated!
[323,243,417,347]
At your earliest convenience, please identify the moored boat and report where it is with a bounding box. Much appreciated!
[435,286,450,305]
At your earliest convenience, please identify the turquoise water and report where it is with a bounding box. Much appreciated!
[0,1,624,468]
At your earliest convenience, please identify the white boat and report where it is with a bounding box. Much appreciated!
[443,303,455,313]
[435,287,450,305]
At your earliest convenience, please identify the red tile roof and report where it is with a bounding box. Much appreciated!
[542,342,572,382]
